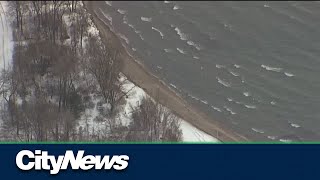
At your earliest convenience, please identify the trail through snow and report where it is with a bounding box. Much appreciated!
[0,1,14,139]
[0,1,13,71]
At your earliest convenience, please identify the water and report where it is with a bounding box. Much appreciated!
[93,1,320,141]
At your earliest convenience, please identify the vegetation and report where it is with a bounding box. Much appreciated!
[0,1,182,142]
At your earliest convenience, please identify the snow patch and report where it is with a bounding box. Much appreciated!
[180,120,218,142]
[141,16,152,22]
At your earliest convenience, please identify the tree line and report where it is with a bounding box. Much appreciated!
[0,1,182,142]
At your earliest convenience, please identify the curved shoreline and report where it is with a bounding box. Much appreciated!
[84,1,249,142]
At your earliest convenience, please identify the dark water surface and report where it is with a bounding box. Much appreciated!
[93,1,320,141]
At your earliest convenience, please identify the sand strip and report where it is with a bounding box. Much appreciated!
[83,1,249,142]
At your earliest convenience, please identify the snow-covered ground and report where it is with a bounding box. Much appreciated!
[119,75,219,142]
[0,1,13,134]
[0,1,13,71]
[77,73,219,142]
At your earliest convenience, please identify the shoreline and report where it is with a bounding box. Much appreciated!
[83,1,249,142]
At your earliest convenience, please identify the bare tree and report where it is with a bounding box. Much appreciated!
[126,97,182,142]
[76,7,89,52]
[85,35,123,115]
[6,1,28,38]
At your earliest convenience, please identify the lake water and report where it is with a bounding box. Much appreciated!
[93,1,320,141]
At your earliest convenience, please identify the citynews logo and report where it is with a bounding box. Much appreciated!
[16,150,129,175]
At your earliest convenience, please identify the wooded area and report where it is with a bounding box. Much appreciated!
[0,1,182,142]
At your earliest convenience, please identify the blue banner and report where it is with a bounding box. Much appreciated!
[0,144,319,179]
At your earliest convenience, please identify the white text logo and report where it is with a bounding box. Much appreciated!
[16,150,129,175]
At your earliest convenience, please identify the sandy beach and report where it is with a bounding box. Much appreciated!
[83,1,249,142]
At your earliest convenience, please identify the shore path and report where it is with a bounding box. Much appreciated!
[84,1,249,142]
